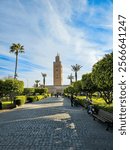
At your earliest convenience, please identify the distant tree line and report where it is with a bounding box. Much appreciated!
[64,53,113,104]
[0,79,48,101]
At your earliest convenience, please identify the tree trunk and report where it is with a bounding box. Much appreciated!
[70,79,72,85]
[43,77,45,87]
[75,71,77,81]
[43,78,44,87]
[14,53,18,79]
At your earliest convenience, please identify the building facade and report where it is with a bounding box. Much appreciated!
[46,85,68,94]
[41,54,68,94]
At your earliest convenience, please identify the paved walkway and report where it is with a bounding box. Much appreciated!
[0,97,113,150]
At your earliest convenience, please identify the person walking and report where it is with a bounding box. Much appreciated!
[70,95,74,107]
[0,100,2,110]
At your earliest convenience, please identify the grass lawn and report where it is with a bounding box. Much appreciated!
[75,95,113,113]
[92,97,113,113]
[76,96,86,99]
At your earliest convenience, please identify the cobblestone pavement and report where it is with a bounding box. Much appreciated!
[0,97,113,150]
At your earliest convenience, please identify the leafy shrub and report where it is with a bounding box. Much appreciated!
[27,95,47,103]
[24,88,35,96]
[0,79,24,99]
[76,99,87,107]
[48,94,51,97]
[14,96,26,106]
[15,99,22,106]
[36,95,44,100]
[44,94,49,98]
[75,96,113,113]
[27,96,37,103]
[34,88,48,95]
[1,101,12,109]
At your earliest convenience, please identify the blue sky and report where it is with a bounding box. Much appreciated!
[0,0,113,87]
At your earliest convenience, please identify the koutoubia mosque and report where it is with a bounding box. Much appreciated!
[46,54,68,94]
[53,54,62,86]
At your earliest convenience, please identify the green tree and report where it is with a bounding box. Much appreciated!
[0,80,4,98]
[67,73,74,85]
[71,64,82,81]
[81,73,97,100]
[73,80,82,95]
[92,53,113,104]
[10,43,24,79]
[4,79,24,95]
[1,79,24,103]
[35,88,48,95]
[24,88,35,96]
[43,88,48,94]
[64,86,75,95]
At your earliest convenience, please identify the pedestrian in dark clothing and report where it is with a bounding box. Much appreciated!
[0,100,2,110]
[70,95,74,107]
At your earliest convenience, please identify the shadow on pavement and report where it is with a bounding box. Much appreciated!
[0,97,113,150]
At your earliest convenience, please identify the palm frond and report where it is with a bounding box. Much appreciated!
[67,74,74,80]
[9,43,24,54]
[41,73,47,77]
[71,64,82,72]
[35,80,40,83]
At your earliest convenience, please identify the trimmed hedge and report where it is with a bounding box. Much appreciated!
[76,98,89,108]
[1,94,48,109]
[14,96,26,106]
[23,88,35,95]
[27,96,37,103]
[65,94,113,113]
[75,96,113,113]
[37,95,44,100]
[27,95,45,103]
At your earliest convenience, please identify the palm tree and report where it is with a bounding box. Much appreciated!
[35,80,40,88]
[67,73,74,85]
[41,73,47,87]
[10,43,24,79]
[71,64,82,81]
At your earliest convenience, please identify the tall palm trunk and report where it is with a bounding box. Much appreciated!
[71,64,82,82]
[43,77,45,87]
[41,73,47,88]
[14,53,18,79]
[75,71,77,81]
[67,73,74,85]
[10,43,24,79]
[70,79,72,85]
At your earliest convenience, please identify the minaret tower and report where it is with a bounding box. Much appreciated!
[53,54,62,86]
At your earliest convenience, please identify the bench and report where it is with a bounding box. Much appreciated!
[92,109,113,130]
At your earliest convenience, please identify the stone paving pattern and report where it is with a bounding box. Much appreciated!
[0,97,113,150]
